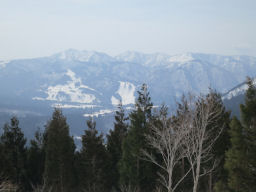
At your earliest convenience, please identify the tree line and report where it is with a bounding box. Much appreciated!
[0,80,255,192]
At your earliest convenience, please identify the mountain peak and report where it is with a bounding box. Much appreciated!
[115,51,147,62]
[53,49,113,63]
[115,51,171,67]
[168,53,195,63]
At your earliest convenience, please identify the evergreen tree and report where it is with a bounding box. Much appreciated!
[237,78,256,191]
[0,117,27,190]
[43,108,76,192]
[26,129,45,189]
[224,77,256,192]
[80,118,110,192]
[240,77,256,190]
[119,84,157,192]
[225,117,248,192]
[107,102,128,191]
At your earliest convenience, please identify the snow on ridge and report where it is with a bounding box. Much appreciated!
[115,51,171,67]
[169,53,194,63]
[223,84,248,100]
[83,109,114,118]
[57,49,113,63]
[112,81,136,106]
[115,51,145,62]
[222,79,256,100]
[33,69,97,104]
[59,49,95,62]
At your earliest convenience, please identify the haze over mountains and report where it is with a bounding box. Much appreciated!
[0,49,255,138]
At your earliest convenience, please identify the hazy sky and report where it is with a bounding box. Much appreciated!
[0,0,256,59]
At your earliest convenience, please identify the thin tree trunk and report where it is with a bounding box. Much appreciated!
[193,151,202,192]
[209,172,212,192]
[168,167,172,192]
[193,168,200,192]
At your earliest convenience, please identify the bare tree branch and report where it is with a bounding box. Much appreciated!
[143,105,191,192]
[182,93,225,192]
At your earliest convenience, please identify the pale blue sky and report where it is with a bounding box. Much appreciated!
[0,0,256,59]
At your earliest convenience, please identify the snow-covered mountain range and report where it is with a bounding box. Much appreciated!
[0,49,256,137]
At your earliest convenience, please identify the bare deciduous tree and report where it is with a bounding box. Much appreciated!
[183,94,224,192]
[144,93,224,192]
[143,106,191,192]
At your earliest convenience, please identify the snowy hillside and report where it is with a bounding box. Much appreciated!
[222,78,256,100]
[0,49,256,136]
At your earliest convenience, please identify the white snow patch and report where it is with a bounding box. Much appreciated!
[66,70,96,92]
[0,60,9,68]
[59,50,95,62]
[74,136,82,140]
[169,53,194,63]
[84,109,113,118]
[111,96,120,106]
[223,79,256,100]
[51,103,99,109]
[33,69,97,103]
[223,84,247,100]
[125,106,134,110]
[57,49,113,63]
[112,81,135,106]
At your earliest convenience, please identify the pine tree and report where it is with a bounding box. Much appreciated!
[208,92,231,192]
[223,77,256,192]
[119,84,157,192]
[43,108,75,192]
[107,102,128,191]
[80,118,110,192]
[225,117,248,192]
[0,117,27,190]
[26,129,45,189]
[239,77,256,190]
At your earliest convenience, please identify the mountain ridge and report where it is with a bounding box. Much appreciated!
[1,49,256,137]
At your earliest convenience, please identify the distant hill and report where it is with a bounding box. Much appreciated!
[1,49,256,140]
